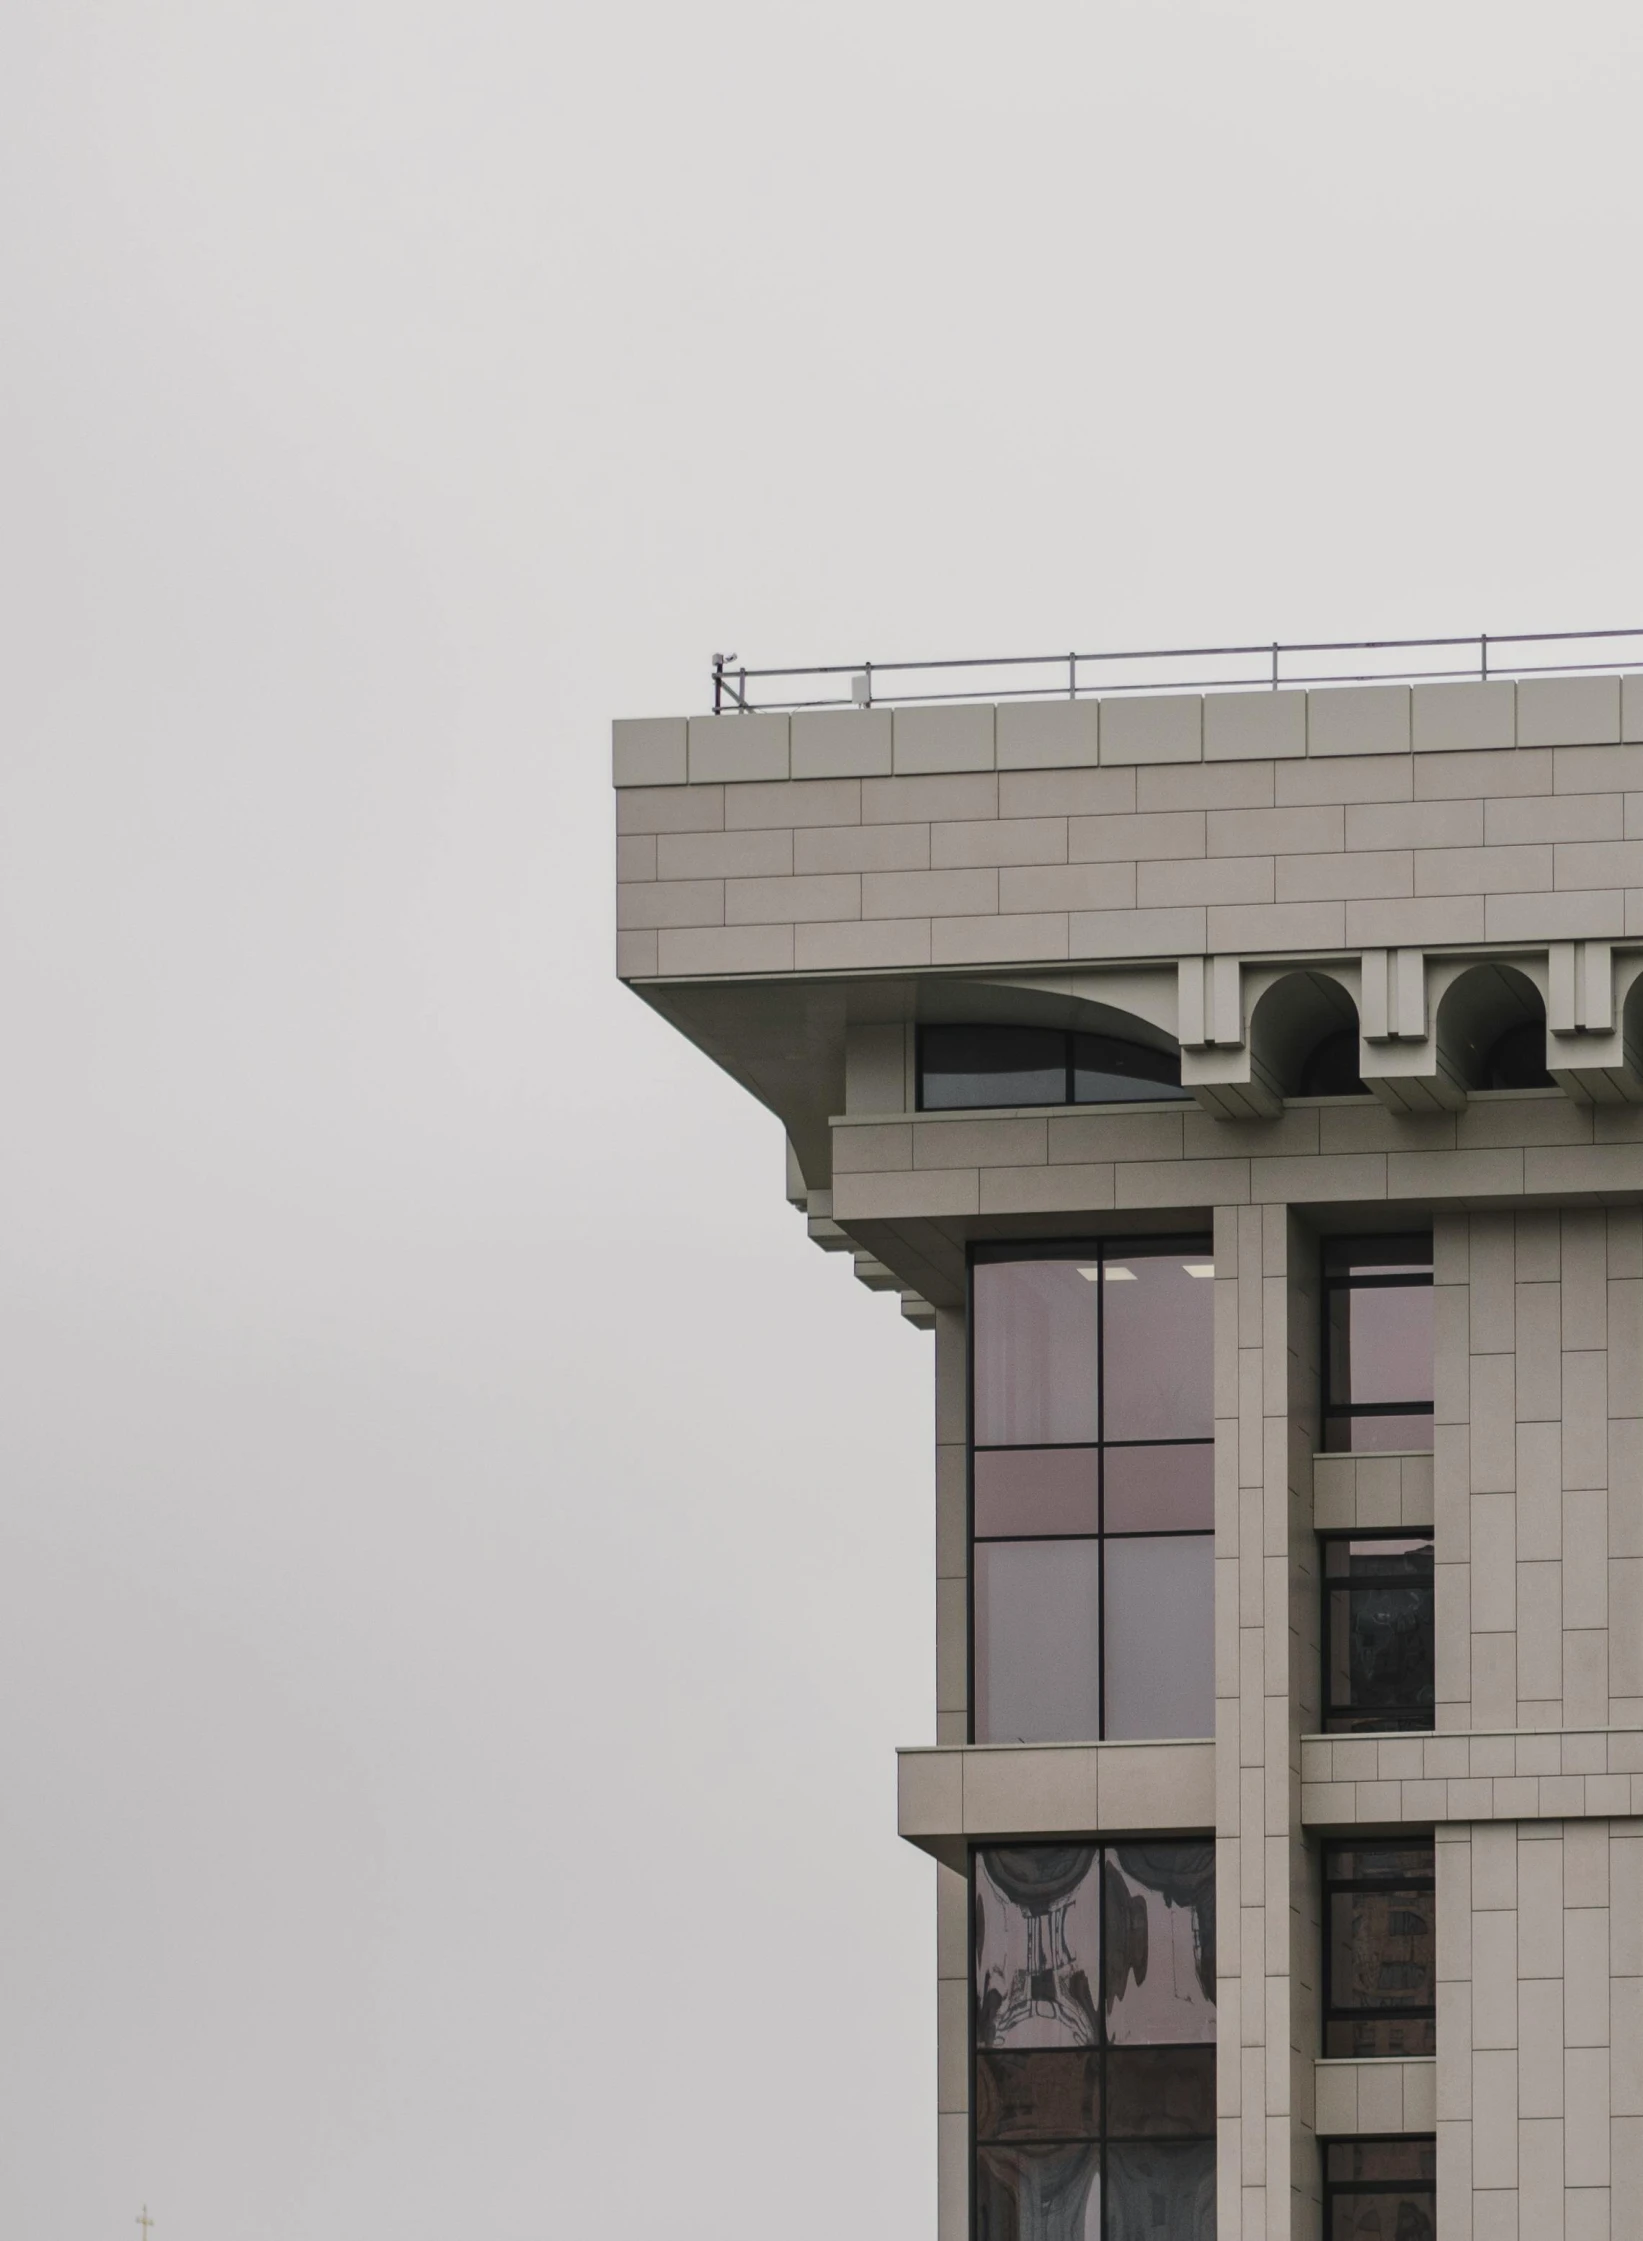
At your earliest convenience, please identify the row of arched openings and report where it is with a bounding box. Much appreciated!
[916,965,1559,1111]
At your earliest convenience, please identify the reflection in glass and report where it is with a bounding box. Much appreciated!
[1326,2141,1436,2183]
[975,1542,1102,1744]
[922,1024,1069,1112]
[975,1447,1101,1539]
[1329,1285,1434,1410]
[1323,2137,1435,2241]
[977,2143,1102,2241]
[1104,1846,1217,2045]
[918,1024,1192,1114]
[1322,1237,1434,1454]
[1102,1256,1214,1443]
[1105,2139,1217,2240]
[976,1848,1103,2049]
[1322,1538,1435,1733]
[975,1846,1217,2234]
[1104,2047,1216,2139]
[1101,1444,1214,1535]
[1072,1033,1190,1105]
[1332,1412,1436,1456]
[1323,1842,1435,2058]
[974,1260,1101,1447]
[1328,1882,1434,2005]
[970,1245,1213,1748]
[1102,1538,1215,1741]
[977,2051,1103,2143]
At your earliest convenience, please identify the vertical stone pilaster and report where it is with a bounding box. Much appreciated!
[1286,1214,1323,2241]
[1606,1211,1643,1727]
[1441,1817,1642,2238]
[1216,1204,1318,2240]
[1442,1209,1638,1735]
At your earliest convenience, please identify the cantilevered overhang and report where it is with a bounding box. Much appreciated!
[897,1739,1215,1872]
[617,670,1643,1312]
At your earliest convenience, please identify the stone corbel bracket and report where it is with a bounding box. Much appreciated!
[1358,947,1466,1113]
[1547,941,1643,1104]
[1178,956,1368,1119]
[1176,954,1282,1118]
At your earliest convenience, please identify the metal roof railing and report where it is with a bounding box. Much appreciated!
[709,625,1643,715]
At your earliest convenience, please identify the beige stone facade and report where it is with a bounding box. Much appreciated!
[615,671,1643,2238]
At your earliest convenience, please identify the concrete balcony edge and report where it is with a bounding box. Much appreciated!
[897,1737,1215,1871]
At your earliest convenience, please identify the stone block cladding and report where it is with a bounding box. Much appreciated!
[612,663,1643,2240]
[613,676,1643,982]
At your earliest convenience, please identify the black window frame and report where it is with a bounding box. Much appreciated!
[916,1022,1191,1113]
[969,1841,1217,2241]
[967,1237,1215,1747]
[1320,2135,1436,2237]
[1320,1839,1436,2059]
[1318,1530,1436,1735]
[1320,1233,1434,1454]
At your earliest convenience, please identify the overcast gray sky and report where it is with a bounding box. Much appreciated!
[1,4,1640,2235]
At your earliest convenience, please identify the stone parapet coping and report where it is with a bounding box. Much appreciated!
[614,674,1643,788]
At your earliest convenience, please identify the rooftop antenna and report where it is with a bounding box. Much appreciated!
[138,2210,154,2241]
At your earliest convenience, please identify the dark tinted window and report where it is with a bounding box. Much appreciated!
[920,1024,1069,1111]
[919,1024,1190,1111]
[1322,1842,1435,2057]
[975,1845,1215,2240]
[1321,1536,1435,1734]
[1323,2137,1435,2239]
[971,1245,1214,1744]
[1323,1237,1433,1454]
[1071,1033,1189,1105]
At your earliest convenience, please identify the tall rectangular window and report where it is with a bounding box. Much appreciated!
[973,1842,1216,2241]
[1322,1237,1434,1454]
[1321,2139,1434,2238]
[971,1244,1214,1745]
[1321,1841,1435,2057]
[1320,1535,1435,1734]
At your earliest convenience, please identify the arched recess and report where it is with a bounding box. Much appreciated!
[958,966,1181,1050]
[1435,962,1553,1090]
[1247,968,1368,1100]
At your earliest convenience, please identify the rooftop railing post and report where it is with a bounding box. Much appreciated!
[705,623,1643,713]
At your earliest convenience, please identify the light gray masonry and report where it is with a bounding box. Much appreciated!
[615,669,1643,2238]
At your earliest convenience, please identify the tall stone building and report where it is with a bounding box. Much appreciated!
[614,658,1643,2239]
